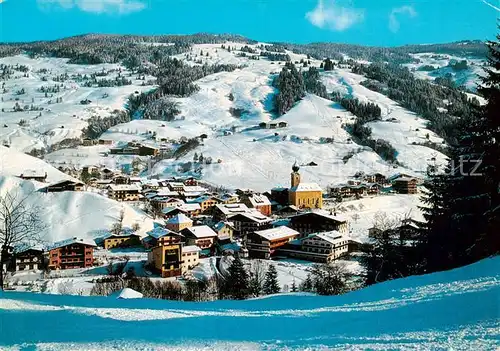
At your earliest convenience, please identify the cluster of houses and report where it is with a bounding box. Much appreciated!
[7,163,358,278]
[329,172,421,199]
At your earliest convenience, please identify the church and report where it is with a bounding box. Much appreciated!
[288,163,323,209]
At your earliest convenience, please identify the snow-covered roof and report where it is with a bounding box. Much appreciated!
[177,203,201,212]
[247,194,271,207]
[307,231,346,245]
[113,288,143,299]
[254,226,300,241]
[102,231,140,240]
[14,243,44,254]
[166,213,193,225]
[167,182,184,188]
[146,226,177,239]
[108,184,140,192]
[162,206,188,215]
[188,195,217,204]
[183,225,217,239]
[182,245,201,253]
[297,210,348,223]
[216,203,250,216]
[290,183,322,192]
[20,169,46,178]
[49,237,96,250]
[229,211,272,224]
[183,185,208,193]
[214,221,234,231]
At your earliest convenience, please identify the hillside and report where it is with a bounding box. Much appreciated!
[1,256,498,349]
[1,38,483,191]
[0,175,155,243]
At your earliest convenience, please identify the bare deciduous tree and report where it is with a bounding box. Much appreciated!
[110,209,125,235]
[0,191,45,289]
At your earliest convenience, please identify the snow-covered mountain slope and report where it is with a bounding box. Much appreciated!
[2,42,477,191]
[0,145,75,184]
[404,53,486,92]
[1,257,498,350]
[0,175,154,243]
[0,55,156,152]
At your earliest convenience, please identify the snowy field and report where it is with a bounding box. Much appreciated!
[1,256,498,350]
[404,53,487,93]
[0,54,156,152]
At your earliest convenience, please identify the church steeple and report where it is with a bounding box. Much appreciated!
[291,162,301,188]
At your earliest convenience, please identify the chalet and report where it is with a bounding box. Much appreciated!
[142,180,161,190]
[176,203,201,217]
[180,225,218,249]
[48,237,95,270]
[289,211,348,238]
[183,177,198,186]
[215,193,239,204]
[109,143,159,156]
[365,173,387,184]
[188,195,220,213]
[138,145,159,156]
[240,193,272,216]
[393,177,418,194]
[19,170,47,182]
[12,245,44,271]
[228,211,273,237]
[165,213,193,232]
[143,225,176,249]
[107,184,141,202]
[98,139,113,145]
[181,245,201,273]
[82,166,99,175]
[100,168,114,180]
[279,231,349,263]
[112,175,130,185]
[162,206,190,219]
[151,197,184,212]
[246,226,300,259]
[95,179,113,189]
[148,233,183,278]
[167,182,185,192]
[41,180,84,193]
[259,121,288,129]
[100,232,142,250]
[214,221,235,239]
[82,138,95,146]
[214,203,251,220]
[273,205,301,217]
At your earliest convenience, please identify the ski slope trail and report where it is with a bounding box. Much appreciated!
[1,257,498,350]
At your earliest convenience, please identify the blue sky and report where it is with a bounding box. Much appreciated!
[0,0,498,46]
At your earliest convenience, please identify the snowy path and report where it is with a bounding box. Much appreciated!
[1,257,498,350]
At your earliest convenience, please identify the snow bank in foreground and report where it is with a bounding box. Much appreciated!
[1,257,498,350]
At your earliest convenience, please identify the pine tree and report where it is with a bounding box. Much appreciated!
[418,30,500,272]
[290,279,298,292]
[300,274,313,292]
[225,255,249,300]
[263,264,280,295]
[193,152,199,162]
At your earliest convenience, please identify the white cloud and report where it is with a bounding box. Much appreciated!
[37,0,146,14]
[306,0,364,31]
[389,6,417,33]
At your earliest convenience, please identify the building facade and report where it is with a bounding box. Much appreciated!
[107,184,141,201]
[289,211,348,238]
[149,234,182,278]
[48,238,95,270]
[246,226,300,259]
